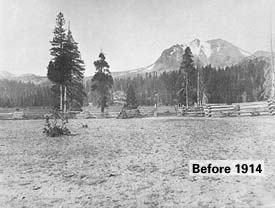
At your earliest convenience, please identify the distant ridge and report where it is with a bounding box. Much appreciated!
[0,71,50,85]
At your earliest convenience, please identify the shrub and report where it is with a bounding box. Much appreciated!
[43,110,71,137]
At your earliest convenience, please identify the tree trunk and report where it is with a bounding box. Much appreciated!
[197,68,200,106]
[101,97,105,113]
[60,85,63,111]
[186,73,189,108]
[64,86,67,114]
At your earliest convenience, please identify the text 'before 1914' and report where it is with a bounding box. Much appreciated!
[189,160,264,176]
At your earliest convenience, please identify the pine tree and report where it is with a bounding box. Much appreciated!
[47,12,85,111]
[47,12,70,111]
[126,84,138,108]
[179,47,197,106]
[63,25,86,111]
[175,70,185,104]
[91,53,113,112]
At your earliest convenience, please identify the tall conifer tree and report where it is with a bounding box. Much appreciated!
[179,47,197,106]
[63,25,86,110]
[47,12,69,110]
[47,12,85,111]
[126,84,138,108]
[91,53,113,112]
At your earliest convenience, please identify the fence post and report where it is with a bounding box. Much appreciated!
[203,105,208,117]
[234,104,240,117]
[184,106,188,116]
[207,105,212,117]
[268,99,275,115]
[154,104,158,117]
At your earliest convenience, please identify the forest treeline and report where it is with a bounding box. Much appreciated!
[114,58,267,105]
[0,79,53,107]
[0,57,268,108]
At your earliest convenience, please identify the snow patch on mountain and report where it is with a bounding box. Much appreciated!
[180,39,212,58]
[145,63,155,72]
[216,44,221,53]
[200,42,212,58]
[239,49,251,57]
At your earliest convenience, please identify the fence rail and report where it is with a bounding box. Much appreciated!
[203,101,272,117]
[179,106,205,117]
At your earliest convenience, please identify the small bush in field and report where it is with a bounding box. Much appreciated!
[43,110,71,137]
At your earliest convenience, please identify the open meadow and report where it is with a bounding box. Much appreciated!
[1,116,275,207]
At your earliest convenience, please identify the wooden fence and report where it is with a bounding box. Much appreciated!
[66,101,275,119]
[204,101,271,117]
[204,104,238,117]
[0,112,13,120]
[75,105,176,119]
[0,111,24,120]
[179,106,205,117]
[156,106,177,117]
[1,101,275,120]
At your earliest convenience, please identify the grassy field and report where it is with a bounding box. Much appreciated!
[1,116,275,207]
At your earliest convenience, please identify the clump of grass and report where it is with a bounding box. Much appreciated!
[43,110,71,137]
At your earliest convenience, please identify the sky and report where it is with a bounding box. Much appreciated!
[0,0,275,76]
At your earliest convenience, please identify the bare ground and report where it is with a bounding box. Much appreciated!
[1,116,275,208]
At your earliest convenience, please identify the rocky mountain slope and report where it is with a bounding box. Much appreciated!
[113,38,269,78]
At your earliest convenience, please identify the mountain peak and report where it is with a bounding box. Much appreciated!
[208,38,229,43]
[190,38,201,47]
[152,38,252,73]
[110,38,254,78]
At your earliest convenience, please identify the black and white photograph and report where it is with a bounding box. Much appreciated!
[1,0,275,207]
